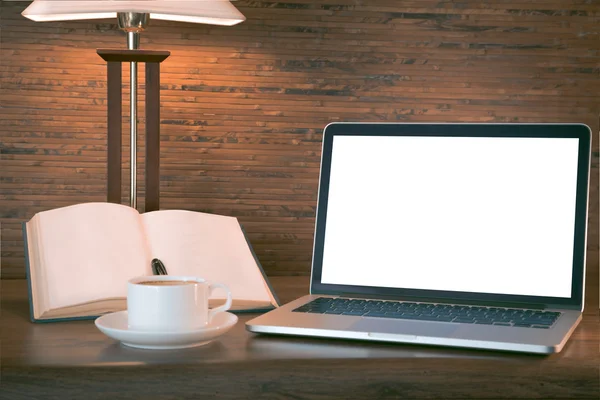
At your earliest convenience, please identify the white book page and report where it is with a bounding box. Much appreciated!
[141,210,271,302]
[37,203,151,310]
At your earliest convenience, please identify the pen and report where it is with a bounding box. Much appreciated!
[151,258,168,275]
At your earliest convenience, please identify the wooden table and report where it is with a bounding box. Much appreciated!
[2,277,599,399]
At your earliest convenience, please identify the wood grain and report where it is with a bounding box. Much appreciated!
[1,277,599,399]
[1,0,599,278]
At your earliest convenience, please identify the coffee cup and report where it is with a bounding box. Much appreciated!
[127,276,232,331]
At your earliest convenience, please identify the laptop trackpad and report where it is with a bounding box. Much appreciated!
[352,318,458,338]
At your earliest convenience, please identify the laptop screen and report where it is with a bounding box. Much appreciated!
[311,123,591,307]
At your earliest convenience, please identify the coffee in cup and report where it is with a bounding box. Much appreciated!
[127,276,232,331]
[137,280,195,286]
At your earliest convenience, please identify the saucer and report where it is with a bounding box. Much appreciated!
[95,311,238,350]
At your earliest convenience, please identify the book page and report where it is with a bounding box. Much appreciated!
[36,203,151,310]
[141,210,272,304]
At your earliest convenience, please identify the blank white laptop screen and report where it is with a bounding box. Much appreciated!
[320,136,580,299]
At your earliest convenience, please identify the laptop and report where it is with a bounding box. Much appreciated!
[246,122,592,354]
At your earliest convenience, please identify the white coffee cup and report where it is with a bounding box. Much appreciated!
[127,276,232,331]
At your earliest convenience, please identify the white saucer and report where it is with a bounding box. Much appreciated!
[94,311,238,350]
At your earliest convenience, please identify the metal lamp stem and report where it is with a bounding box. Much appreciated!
[118,12,149,210]
[127,31,139,209]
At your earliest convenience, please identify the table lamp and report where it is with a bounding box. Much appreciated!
[22,1,246,211]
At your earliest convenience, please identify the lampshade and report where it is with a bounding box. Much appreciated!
[22,0,246,26]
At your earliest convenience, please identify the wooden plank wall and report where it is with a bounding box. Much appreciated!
[1,0,599,279]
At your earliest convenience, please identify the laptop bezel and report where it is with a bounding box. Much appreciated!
[309,122,591,310]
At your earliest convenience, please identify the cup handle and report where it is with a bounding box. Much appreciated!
[208,282,233,322]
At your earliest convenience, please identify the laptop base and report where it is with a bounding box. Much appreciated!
[247,295,582,355]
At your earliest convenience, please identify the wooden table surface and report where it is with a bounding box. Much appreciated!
[2,277,599,399]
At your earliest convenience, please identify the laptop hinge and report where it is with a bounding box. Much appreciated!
[545,303,581,311]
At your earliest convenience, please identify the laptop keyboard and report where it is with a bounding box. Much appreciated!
[293,297,560,328]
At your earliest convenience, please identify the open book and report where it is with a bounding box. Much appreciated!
[23,202,279,322]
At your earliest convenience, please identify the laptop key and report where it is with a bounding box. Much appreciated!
[398,314,430,320]
[453,317,476,324]
[342,311,366,316]
[383,312,405,318]
[527,320,554,326]
[364,312,389,318]
[519,319,552,325]
[493,322,512,326]
[412,315,441,322]
[400,313,421,318]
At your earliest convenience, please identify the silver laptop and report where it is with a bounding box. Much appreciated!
[247,122,591,354]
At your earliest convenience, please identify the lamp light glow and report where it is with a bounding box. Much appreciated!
[21,0,245,211]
